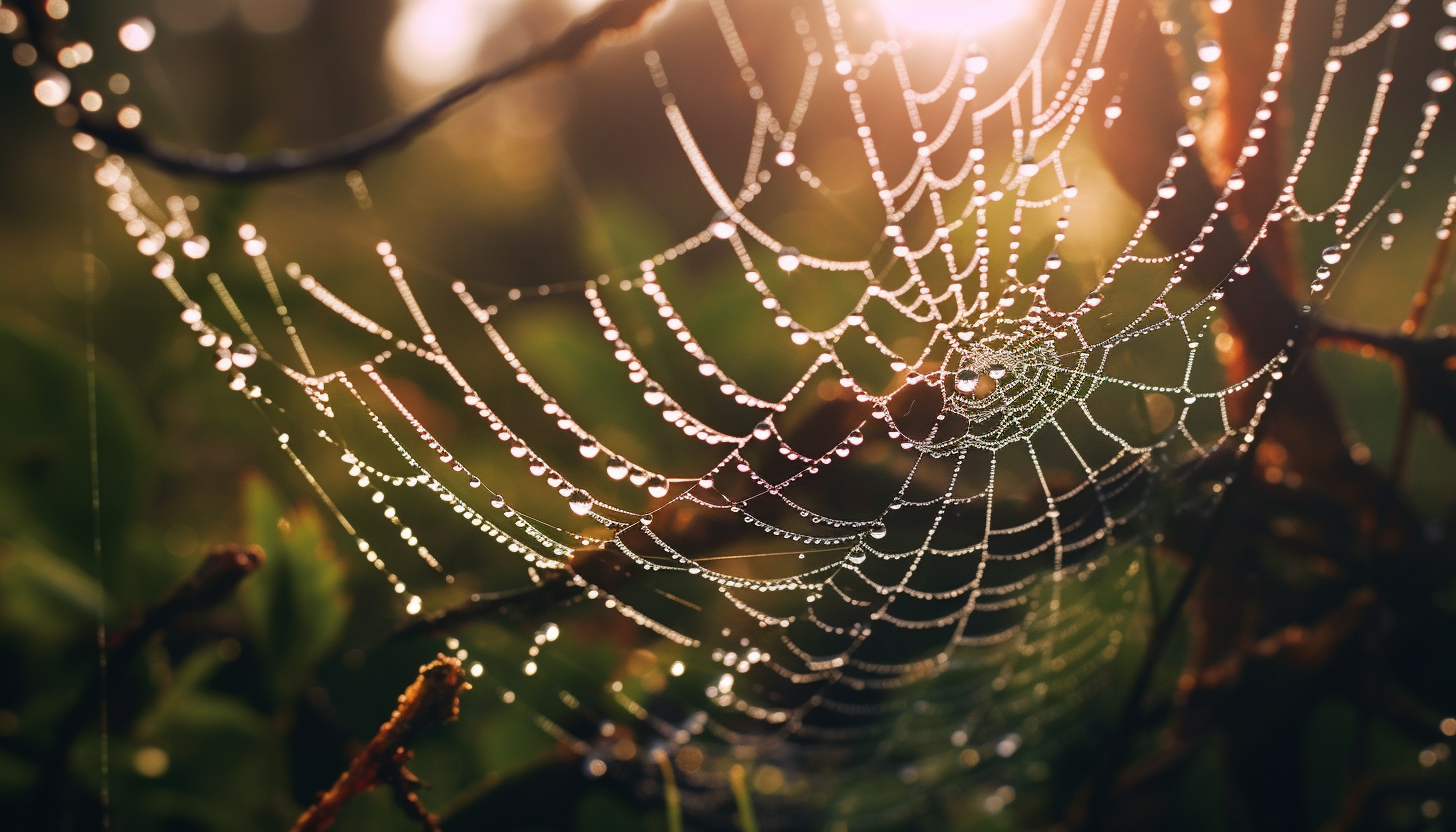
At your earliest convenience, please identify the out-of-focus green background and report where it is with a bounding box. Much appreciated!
[2,0,1455,830]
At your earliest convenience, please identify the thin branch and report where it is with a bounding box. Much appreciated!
[17,0,666,181]
[33,545,265,822]
[390,569,583,642]
[1071,452,1255,832]
[290,654,469,832]
[1389,235,1456,480]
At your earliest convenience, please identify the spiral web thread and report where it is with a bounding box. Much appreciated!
[84,0,1456,821]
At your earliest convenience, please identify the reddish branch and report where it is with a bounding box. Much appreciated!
[290,655,470,832]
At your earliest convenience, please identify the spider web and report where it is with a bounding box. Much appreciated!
[81,0,1456,824]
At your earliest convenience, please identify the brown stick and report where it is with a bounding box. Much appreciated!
[390,570,582,642]
[290,655,470,832]
[13,0,666,181]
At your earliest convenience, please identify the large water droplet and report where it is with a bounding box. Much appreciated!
[955,369,978,393]
[232,343,258,369]
[1157,179,1178,199]
[568,491,593,516]
[1320,246,1342,265]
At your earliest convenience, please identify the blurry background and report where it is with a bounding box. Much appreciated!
[2,0,1456,830]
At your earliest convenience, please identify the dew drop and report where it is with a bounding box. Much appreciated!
[232,343,258,368]
[777,247,801,271]
[753,420,772,440]
[1234,260,1252,275]
[578,439,600,459]
[955,368,978,393]
[869,523,888,540]
[181,235,210,259]
[1157,179,1178,199]
[1320,246,1342,265]
[710,211,736,239]
[118,17,155,51]
[987,364,1007,380]
[568,491,593,516]
[34,73,70,107]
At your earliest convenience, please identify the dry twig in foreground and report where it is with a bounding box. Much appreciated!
[290,655,470,832]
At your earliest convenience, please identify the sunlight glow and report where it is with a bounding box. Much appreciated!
[879,0,1032,35]
[386,0,502,87]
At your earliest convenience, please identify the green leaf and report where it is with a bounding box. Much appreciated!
[237,472,350,699]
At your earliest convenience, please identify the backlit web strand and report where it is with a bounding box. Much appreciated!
[86,0,1453,818]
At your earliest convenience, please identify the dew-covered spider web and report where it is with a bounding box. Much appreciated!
[78,0,1456,825]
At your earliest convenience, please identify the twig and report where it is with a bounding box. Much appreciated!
[290,654,469,832]
[1071,456,1254,832]
[111,544,265,666]
[389,569,583,642]
[16,0,665,181]
[33,545,266,822]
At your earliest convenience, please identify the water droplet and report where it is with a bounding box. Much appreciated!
[1235,260,1252,275]
[1320,246,1342,265]
[869,523,888,540]
[987,364,1007,380]
[232,343,258,368]
[118,17,155,52]
[1045,252,1062,270]
[1388,210,1404,225]
[1176,126,1196,147]
[1438,26,1456,51]
[647,476,669,499]
[1380,234,1394,250]
[710,211,736,239]
[777,247,801,271]
[568,491,593,516]
[1227,170,1245,190]
[753,420,772,440]
[1196,40,1222,62]
[34,73,70,107]
[1157,179,1178,199]
[181,235,210,259]
[578,439,600,459]
[1316,265,1331,280]
[1429,69,1454,93]
[955,368,979,393]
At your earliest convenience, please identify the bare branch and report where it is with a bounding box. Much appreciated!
[16,0,666,181]
[390,569,583,642]
[290,654,469,832]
